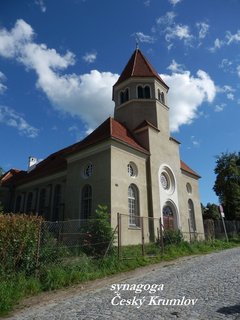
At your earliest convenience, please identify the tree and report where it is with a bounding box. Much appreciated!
[80,205,114,257]
[202,203,220,220]
[213,152,240,220]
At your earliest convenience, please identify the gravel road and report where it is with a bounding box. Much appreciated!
[6,247,240,320]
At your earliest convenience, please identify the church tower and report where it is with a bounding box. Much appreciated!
[113,48,170,137]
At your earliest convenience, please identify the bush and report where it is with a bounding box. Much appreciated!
[0,214,43,276]
[163,229,184,245]
[79,205,114,257]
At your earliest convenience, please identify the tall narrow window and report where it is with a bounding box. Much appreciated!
[120,88,129,104]
[81,185,92,219]
[125,88,129,101]
[15,195,21,212]
[120,91,125,104]
[52,184,62,221]
[128,184,139,227]
[163,205,174,230]
[137,86,144,98]
[158,89,161,100]
[144,86,150,98]
[39,188,46,216]
[161,92,165,104]
[188,199,196,231]
[26,192,33,213]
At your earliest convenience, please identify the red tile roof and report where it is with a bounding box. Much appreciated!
[2,118,148,187]
[180,160,201,178]
[114,49,169,89]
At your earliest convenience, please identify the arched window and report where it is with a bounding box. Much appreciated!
[188,199,196,232]
[120,88,129,104]
[128,184,139,227]
[15,195,21,212]
[137,86,144,98]
[158,89,161,100]
[52,184,62,221]
[125,88,129,101]
[144,86,150,98]
[81,185,92,219]
[120,91,125,104]
[26,192,33,213]
[162,205,174,230]
[137,85,151,99]
[39,188,46,216]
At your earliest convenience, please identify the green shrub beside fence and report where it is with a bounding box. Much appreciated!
[0,214,43,276]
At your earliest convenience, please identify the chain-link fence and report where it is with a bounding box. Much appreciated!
[117,213,205,260]
[31,216,240,273]
[204,219,240,240]
[35,218,118,273]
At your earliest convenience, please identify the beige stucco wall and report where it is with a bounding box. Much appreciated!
[65,146,111,220]
[178,171,204,239]
[110,142,149,245]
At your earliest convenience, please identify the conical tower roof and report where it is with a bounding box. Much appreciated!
[114,49,169,90]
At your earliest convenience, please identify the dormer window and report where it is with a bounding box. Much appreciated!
[120,88,129,104]
[137,85,151,99]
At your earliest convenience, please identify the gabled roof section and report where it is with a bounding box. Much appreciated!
[66,117,149,156]
[2,118,148,187]
[180,160,201,179]
[114,49,169,89]
[0,169,23,185]
[134,120,160,133]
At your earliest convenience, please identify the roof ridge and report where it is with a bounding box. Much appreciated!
[131,49,138,77]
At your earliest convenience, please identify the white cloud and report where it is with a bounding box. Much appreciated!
[156,11,176,27]
[135,32,155,44]
[226,30,240,44]
[209,38,224,52]
[0,19,34,58]
[82,52,97,63]
[210,29,240,52]
[35,0,46,13]
[143,0,151,6]
[0,20,217,134]
[156,12,193,47]
[0,20,119,130]
[196,22,209,39]
[0,72,7,94]
[168,0,182,6]
[169,24,192,41]
[214,103,226,112]
[161,66,216,132]
[191,136,200,147]
[217,85,235,100]
[167,60,185,73]
[237,65,240,77]
[219,58,233,72]
[0,106,39,138]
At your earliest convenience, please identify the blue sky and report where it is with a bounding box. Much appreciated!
[0,0,240,206]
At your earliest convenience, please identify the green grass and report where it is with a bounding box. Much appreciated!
[0,239,239,316]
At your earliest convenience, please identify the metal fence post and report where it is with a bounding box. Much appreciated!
[117,212,121,259]
[141,217,145,256]
[35,219,42,277]
[159,217,164,255]
[188,218,192,242]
